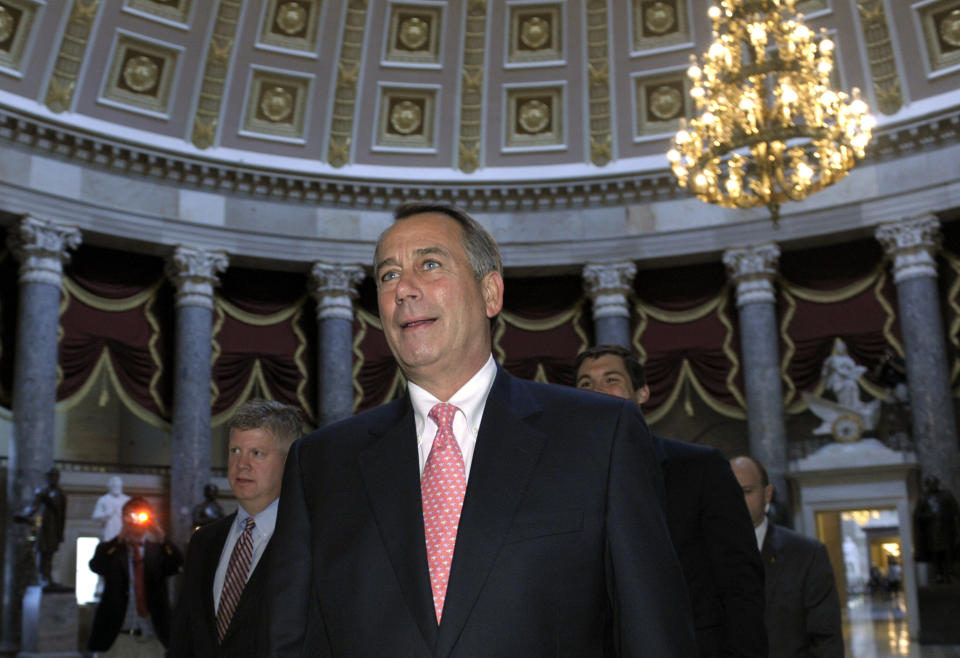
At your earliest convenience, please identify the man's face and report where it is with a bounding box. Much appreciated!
[575,354,650,404]
[122,506,151,540]
[228,428,286,516]
[730,457,773,528]
[375,213,503,393]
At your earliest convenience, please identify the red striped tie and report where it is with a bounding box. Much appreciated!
[422,402,467,623]
[216,517,254,642]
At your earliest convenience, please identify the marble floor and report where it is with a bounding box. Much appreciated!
[845,594,960,657]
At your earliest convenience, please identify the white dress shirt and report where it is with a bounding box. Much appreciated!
[755,516,769,552]
[212,497,279,613]
[408,354,498,482]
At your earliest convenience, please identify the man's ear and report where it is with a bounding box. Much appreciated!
[635,385,651,405]
[764,484,774,506]
[482,271,505,318]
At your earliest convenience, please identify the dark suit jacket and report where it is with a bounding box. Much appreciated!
[87,537,183,651]
[168,512,274,657]
[268,368,697,657]
[654,437,767,657]
[761,523,843,657]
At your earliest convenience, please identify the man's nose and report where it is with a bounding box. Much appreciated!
[394,271,421,304]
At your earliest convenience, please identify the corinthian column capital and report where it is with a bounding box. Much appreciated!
[166,246,228,309]
[582,261,636,319]
[723,243,780,307]
[7,215,82,288]
[875,214,941,284]
[310,262,366,321]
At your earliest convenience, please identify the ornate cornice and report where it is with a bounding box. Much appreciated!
[166,246,228,309]
[7,215,82,287]
[0,103,958,211]
[875,214,941,284]
[582,262,636,319]
[309,262,366,321]
[723,243,780,307]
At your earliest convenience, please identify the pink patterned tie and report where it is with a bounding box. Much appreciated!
[422,402,467,623]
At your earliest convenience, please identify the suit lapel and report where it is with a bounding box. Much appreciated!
[434,370,547,658]
[358,399,437,651]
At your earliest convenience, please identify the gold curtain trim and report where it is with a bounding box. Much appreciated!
[492,315,506,364]
[873,268,904,358]
[290,305,313,424]
[352,309,373,412]
[718,292,747,409]
[63,276,163,312]
[635,293,721,324]
[56,289,70,390]
[210,304,225,409]
[143,293,166,417]
[945,251,960,392]
[56,347,170,430]
[779,288,799,407]
[632,312,649,363]
[210,360,273,427]
[643,359,746,424]
[780,264,881,303]
[500,301,583,331]
[216,294,304,326]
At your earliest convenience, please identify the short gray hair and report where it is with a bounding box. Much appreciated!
[226,399,304,455]
[374,201,502,282]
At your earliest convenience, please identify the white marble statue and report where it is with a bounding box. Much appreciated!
[91,476,130,541]
[802,339,881,442]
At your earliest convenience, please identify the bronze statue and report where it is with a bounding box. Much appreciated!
[913,475,960,584]
[190,483,225,529]
[13,467,67,589]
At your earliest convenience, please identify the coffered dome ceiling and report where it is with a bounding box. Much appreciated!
[1,1,958,190]
[1,0,960,268]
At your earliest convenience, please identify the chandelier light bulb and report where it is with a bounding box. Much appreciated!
[667,0,873,225]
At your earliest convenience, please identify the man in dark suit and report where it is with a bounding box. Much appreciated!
[88,496,183,656]
[730,456,843,657]
[575,345,767,657]
[169,399,303,657]
[268,202,697,656]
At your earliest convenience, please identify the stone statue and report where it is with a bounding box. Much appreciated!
[913,475,959,584]
[802,338,881,442]
[13,467,67,589]
[191,483,225,529]
[91,475,131,541]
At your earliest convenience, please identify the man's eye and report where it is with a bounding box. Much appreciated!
[578,381,592,389]
[380,271,398,282]
[423,261,439,270]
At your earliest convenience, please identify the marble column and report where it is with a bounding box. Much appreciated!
[582,262,637,348]
[1,216,80,650]
[166,246,227,550]
[723,244,790,505]
[876,215,960,500]
[310,262,365,427]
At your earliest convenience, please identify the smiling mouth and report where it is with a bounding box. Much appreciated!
[402,318,436,329]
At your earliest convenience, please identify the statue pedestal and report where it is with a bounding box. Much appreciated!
[917,584,960,644]
[17,586,80,658]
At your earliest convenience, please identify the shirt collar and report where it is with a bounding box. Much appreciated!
[236,497,279,540]
[409,354,498,444]
[755,516,769,551]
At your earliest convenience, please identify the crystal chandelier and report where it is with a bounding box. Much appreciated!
[667,0,875,224]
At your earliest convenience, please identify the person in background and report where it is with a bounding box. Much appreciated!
[268,202,696,656]
[730,455,843,658]
[574,344,767,657]
[170,398,303,657]
[13,467,68,589]
[87,496,182,657]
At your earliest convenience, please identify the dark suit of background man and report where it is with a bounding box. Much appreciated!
[268,202,697,657]
[170,398,303,657]
[574,345,767,657]
[730,456,843,658]
[88,496,183,657]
